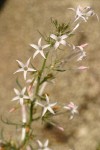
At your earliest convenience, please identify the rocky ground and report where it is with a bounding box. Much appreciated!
[0,0,100,150]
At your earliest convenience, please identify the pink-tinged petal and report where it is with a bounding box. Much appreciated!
[77,66,89,70]
[37,140,43,147]
[42,44,50,49]
[44,139,49,147]
[21,87,26,95]
[14,88,20,95]
[61,34,68,40]
[60,40,66,46]
[12,96,20,101]
[30,44,39,50]
[23,71,27,80]
[80,43,88,48]
[38,38,42,47]
[54,41,59,49]
[28,68,36,72]
[77,5,82,16]
[50,34,57,40]
[48,107,55,114]
[14,68,24,74]
[33,50,39,59]
[57,126,64,132]
[26,57,31,67]
[42,107,47,116]
[40,51,46,59]
[16,60,24,68]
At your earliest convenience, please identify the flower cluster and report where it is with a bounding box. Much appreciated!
[0,5,98,150]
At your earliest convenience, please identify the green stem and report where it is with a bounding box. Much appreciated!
[35,52,49,96]
[19,52,49,150]
[30,52,49,123]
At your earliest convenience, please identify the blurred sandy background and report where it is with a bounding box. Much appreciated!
[0,0,100,150]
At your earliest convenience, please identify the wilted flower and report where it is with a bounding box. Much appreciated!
[64,102,78,119]
[12,87,30,105]
[14,57,36,80]
[37,139,52,150]
[30,38,50,59]
[69,5,99,22]
[72,43,88,61]
[36,94,57,117]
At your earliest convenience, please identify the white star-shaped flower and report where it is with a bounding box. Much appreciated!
[64,102,78,119]
[50,34,68,49]
[14,57,36,80]
[12,87,30,105]
[37,139,52,150]
[30,38,50,59]
[36,95,57,117]
[69,5,99,22]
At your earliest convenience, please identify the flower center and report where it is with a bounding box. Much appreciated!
[20,94,23,98]
[57,37,61,42]
[24,66,28,71]
[39,46,42,51]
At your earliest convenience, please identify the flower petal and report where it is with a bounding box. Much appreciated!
[42,107,47,116]
[42,44,50,49]
[23,95,30,100]
[50,34,57,40]
[16,60,24,68]
[12,96,20,101]
[60,40,66,46]
[45,94,49,104]
[37,140,43,147]
[33,50,39,59]
[28,68,36,72]
[36,101,44,107]
[20,98,24,105]
[30,44,39,50]
[48,107,55,114]
[23,71,27,80]
[61,34,68,39]
[44,139,49,147]
[54,41,59,49]
[14,68,24,74]
[26,57,31,67]
[40,51,46,59]
[21,87,26,95]
[38,38,42,47]
[14,88,20,95]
